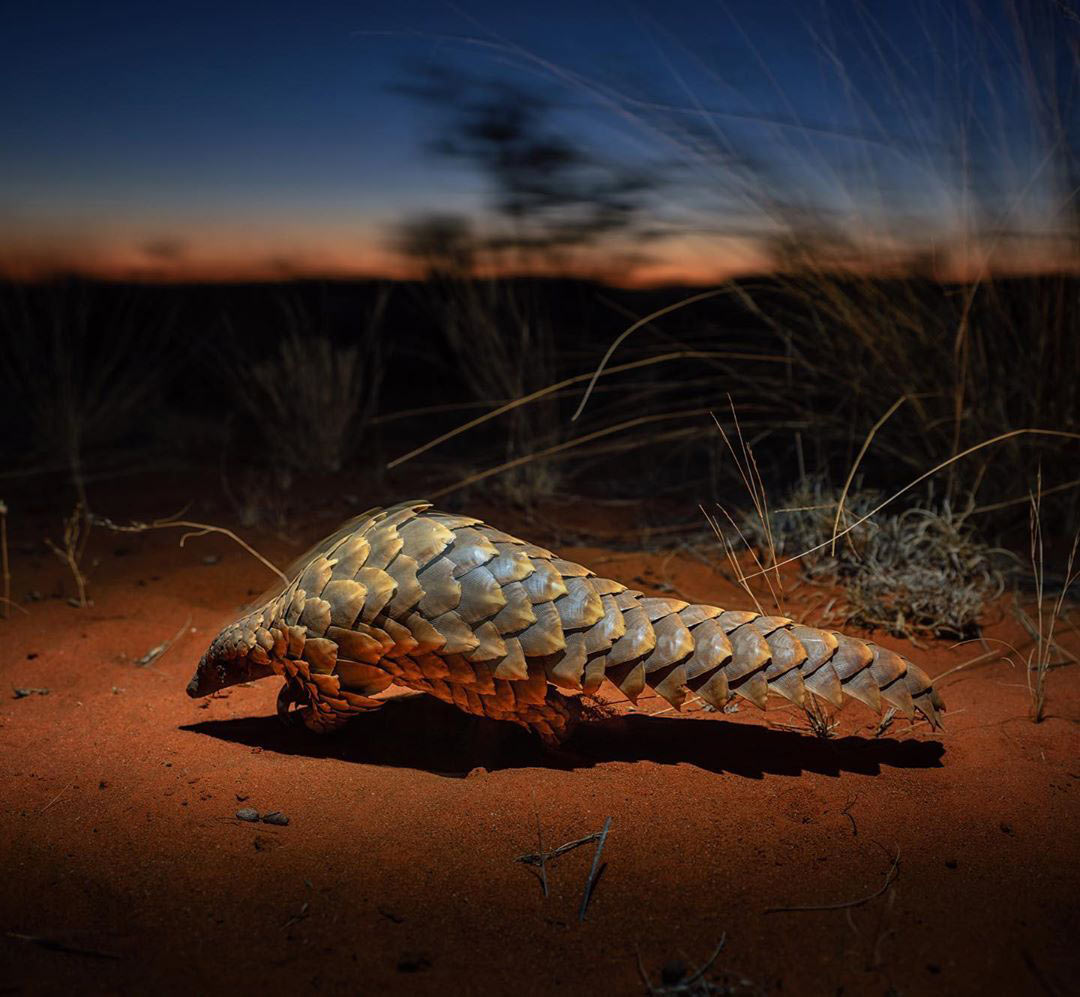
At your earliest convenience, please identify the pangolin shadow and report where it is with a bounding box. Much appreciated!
[182,693,944,778]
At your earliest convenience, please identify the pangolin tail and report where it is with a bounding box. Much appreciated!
[583,590,945,732]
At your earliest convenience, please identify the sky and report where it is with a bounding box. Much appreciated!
[2,1,1076,284]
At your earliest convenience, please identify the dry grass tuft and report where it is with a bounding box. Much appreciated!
[803,698,838,739]
[0,281,178,506]
[426,277,563,504]
[744,475,1008,639]
[229,291,388,476]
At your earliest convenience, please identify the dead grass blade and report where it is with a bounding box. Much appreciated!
[934,641,1020,685]
[5,931,122,961]
[517,831,604,867]
[578,816,612,924]
[637,936,727,995]
[971,476,1080,515]
[1022,471,1080,722]
[427,408,714,500]
[386,348,785,470]
[831,394,907,556]
[708,402,785,614]
[136,616,192,667]
[764,850,900,914]
[570,288,730,422]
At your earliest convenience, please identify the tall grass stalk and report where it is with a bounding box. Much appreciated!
[707,405,785,615]
[1018,475,1080,722]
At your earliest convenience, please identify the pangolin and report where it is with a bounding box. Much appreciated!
[187,500,944,743]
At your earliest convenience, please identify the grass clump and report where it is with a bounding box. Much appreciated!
[0,279,178,506]
[745,475,1008,640]
[229,291,388,476]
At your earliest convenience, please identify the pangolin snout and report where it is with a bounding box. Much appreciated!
[187,648,227,698]
[185,670,201,698]
[187,626,246,698]
[188,622,275,699]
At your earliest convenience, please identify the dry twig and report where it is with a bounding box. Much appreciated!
[40,781,74,815]
[516,831,604,867]
[136,616,192,667]
[637,937,728,995]
[5,931,122,961]
[45,504,90,608]
[93,513,286,585]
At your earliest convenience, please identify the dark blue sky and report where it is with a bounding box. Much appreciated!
[1,1,1073,281]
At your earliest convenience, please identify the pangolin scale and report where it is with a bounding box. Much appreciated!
[188,500,944,743]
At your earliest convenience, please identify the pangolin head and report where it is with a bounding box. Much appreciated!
[187,616,277,698]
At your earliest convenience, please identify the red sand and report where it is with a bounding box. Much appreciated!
[1,498,1077,996]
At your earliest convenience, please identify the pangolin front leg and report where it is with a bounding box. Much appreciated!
[188,501,944,744]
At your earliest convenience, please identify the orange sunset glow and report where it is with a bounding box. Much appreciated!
[4,0,1075,289]
[2,226,1074,287]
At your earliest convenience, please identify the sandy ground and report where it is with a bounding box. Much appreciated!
[1,491,1078,996]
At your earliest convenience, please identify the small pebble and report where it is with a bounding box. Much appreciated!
[396,951,432,973]
[202,554,221,565]
[262,811,289,826]
[236,808,260,822]
[466,766,487,778]
[999,822,1014,835]
[945,858,958,869]
[236,793,249,802]
[12,688,49,699]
